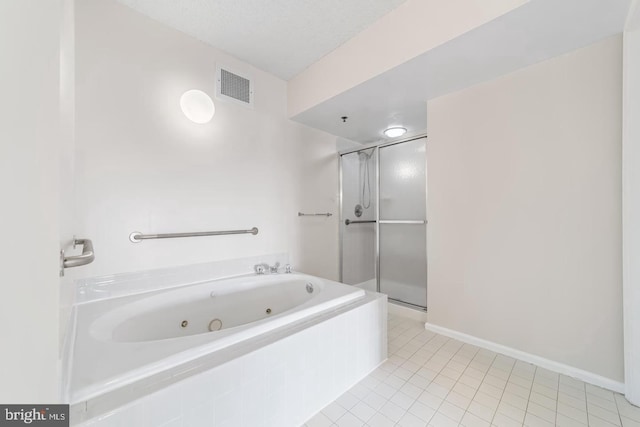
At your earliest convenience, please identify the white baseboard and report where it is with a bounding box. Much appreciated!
[388,301,428,322]
[424,322,624,394]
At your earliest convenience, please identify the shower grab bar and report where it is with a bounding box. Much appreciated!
[298,212,333,217]
[129,227,259,243]
[345,219,377,225]
[60,238,95,276]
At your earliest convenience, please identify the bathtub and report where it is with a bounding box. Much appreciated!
[67,272,365,404]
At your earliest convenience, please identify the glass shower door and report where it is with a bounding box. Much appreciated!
[378,138,427,308]
[340,148,377,291]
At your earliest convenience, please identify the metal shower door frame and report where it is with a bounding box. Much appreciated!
[338,134,428,311]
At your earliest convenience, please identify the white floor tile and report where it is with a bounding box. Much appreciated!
[529,391,557,411]
[555,413,587,426]
[366,412,396,427]
[526,401,556,423]
[417,391,445,410]
[401,382,425,399]
[363,391,387,411]
[350,401,376,423]
[306,411,334,427]
[437,401,465,422]
[622,416,640,427]
[588,415,622,427]
[396,411,429,427]
[559,392,588,410]
[588,393,620,413]
[524,412,554,427]
[302,314,635,427]
[497,401,525,423]
[336,392,360,411]
[322,402,347,422]
[474,391,500,411]
[618,403,640,423]
[429,412,460,427]
[586,385,615,402]
[493,412,525,427]
[557,401,588,424]
[468,401,496,422]
[378,400,405,422]
[390,391,417,411]
[408,401,436,422]
[461,411,492,427]
[335,412,364,427]
[445,390,472,410]
[588,404,622,426]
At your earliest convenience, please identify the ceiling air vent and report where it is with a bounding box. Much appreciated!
[216,66,254,108]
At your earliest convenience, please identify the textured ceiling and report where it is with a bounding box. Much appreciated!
[115,0,408,80]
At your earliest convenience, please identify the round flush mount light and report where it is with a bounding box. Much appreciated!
[180,89,215,124]
[383,127,407,138]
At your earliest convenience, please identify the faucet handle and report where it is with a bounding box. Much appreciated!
[270,262,280,273]
[285,264,292,274]
[254,264,266,275]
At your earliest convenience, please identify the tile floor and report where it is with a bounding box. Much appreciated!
[303,314,640,427]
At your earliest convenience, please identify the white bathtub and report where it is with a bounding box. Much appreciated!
[67,272,365,404]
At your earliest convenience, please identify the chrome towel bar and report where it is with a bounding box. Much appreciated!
[129,227,259,243]
[298,212,333,217]
[345,219,377,225]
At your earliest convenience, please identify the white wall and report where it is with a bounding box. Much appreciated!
[0,0,63,402]
[59,0,79,359]
[623,0,640,405]
[74,0,339,281]
[427,36,624,382]
[287,0,527,117]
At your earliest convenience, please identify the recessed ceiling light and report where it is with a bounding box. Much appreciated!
[383,127,407,138]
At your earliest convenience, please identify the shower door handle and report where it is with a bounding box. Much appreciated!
[345,219,377,226]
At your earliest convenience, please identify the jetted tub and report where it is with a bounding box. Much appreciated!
[67,272,365,403]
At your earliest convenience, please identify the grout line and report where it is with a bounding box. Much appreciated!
[460,351,498,426]
[584,381,592,427]
[390,317,456,425]
[489,358,516,425]
[614,392,626,427]
[519,363,537,426]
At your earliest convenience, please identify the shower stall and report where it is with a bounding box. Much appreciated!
[339,136,427,310]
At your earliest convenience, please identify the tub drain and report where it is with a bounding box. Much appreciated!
[208,318,223,331]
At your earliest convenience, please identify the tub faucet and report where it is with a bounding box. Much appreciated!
[254,263,268,275]
[269,262,280,273]
[254,263,280,274]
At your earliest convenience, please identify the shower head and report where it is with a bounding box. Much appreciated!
[358,149,373,160]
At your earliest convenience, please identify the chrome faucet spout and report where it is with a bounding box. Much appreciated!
[254,263,269,275]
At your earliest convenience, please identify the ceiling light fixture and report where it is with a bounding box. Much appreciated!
[180,89,215,124]
[383,127,407,138]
